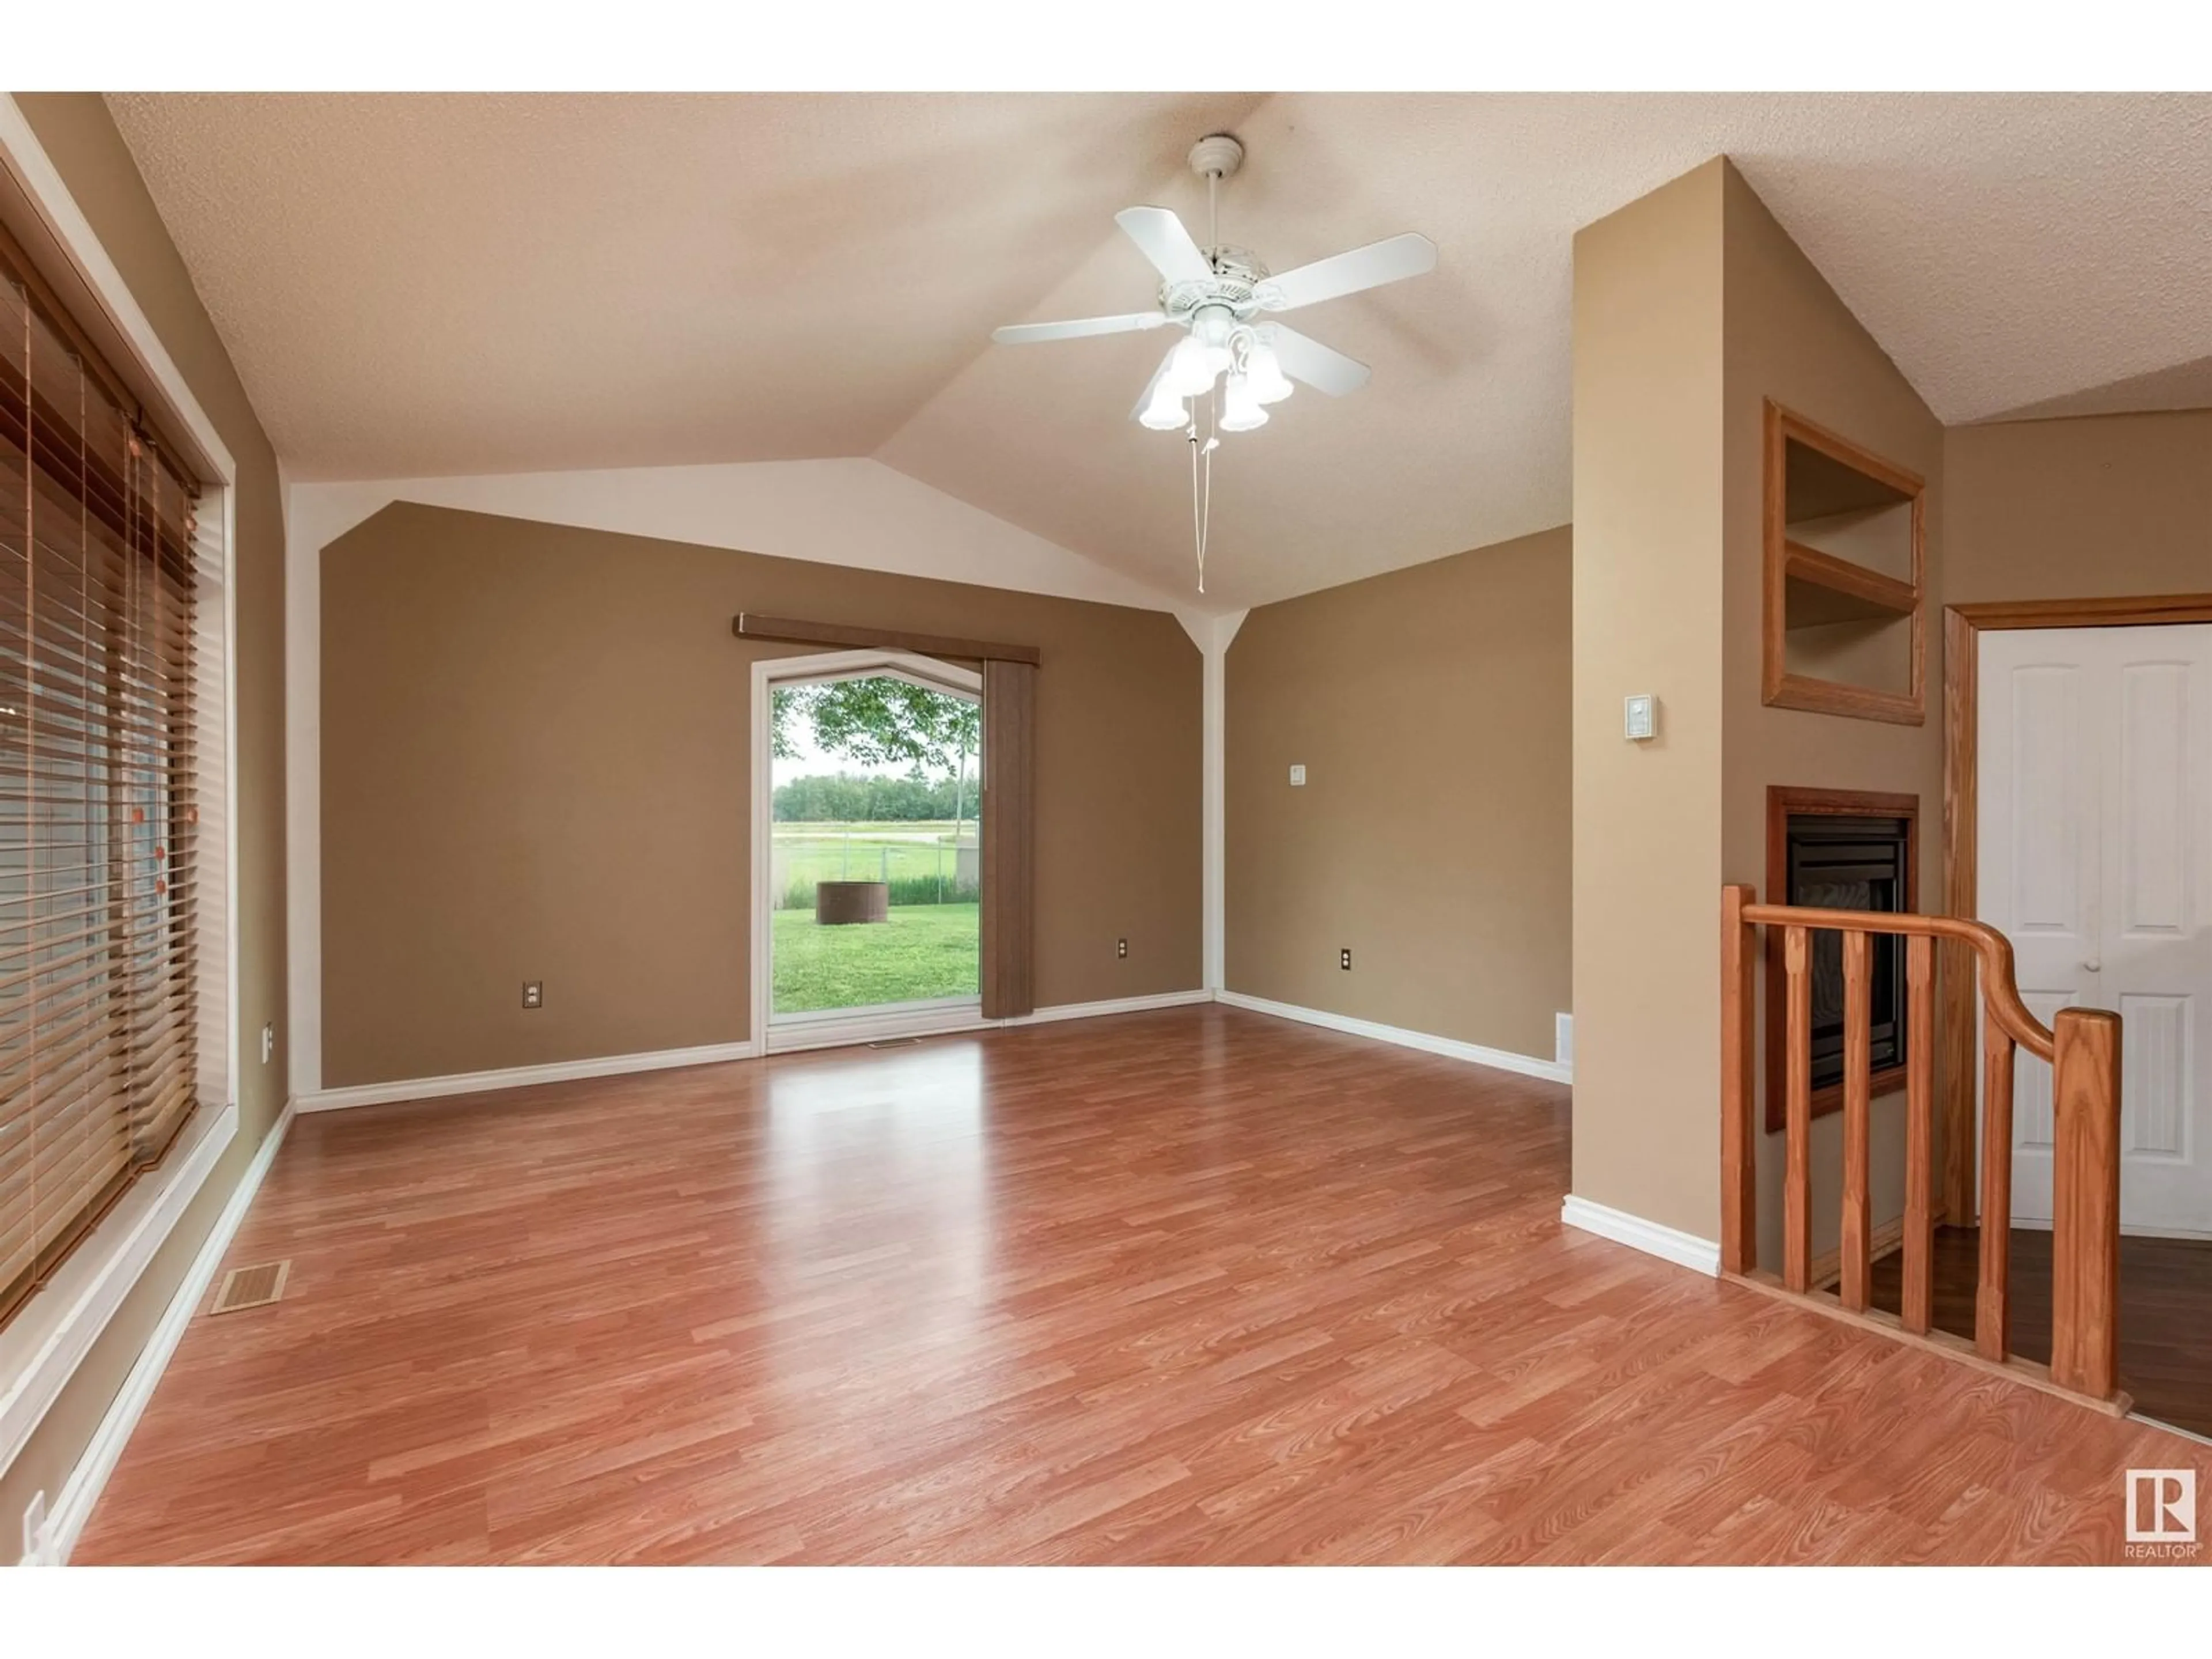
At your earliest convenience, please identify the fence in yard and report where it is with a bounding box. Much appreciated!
[771,824,979,910]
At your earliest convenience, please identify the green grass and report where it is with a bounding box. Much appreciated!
[772,903,979,1014]
[772,821,975,902]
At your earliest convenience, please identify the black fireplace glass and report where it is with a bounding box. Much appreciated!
[1786,815,1910,1089]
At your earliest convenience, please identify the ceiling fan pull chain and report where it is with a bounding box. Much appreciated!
[1190,395,1217,593]
[1189,418,1204,594]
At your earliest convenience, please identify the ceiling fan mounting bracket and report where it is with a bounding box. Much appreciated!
[1188,134,1245,181]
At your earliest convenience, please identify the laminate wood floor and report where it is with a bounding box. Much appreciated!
[1870,1225,2212,1441]
[75,1006,2202,1565]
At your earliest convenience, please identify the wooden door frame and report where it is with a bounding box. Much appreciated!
[1939,593,2212,1221]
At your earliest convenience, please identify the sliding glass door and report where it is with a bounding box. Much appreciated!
[757,656,982,1048]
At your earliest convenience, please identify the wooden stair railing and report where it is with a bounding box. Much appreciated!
[1719,885,2124,1408]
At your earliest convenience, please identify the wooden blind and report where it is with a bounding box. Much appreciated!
[0,237,203,1328]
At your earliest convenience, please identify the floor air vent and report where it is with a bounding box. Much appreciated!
[209,1260,291,1315]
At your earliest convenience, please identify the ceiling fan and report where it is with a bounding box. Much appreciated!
[991,134,1437,435]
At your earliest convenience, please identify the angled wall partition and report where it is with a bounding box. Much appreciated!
[1568,157,1946,1270]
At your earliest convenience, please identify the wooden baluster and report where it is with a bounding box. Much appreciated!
[1938,939,1980,1225]
[2050,1008,2122,1400]
[1783,925,1813,1293]
[1840,931,1872,1311]
[1902,934,1936,1335]
[1976,1017,2016,1362]
[1720,885,1758,1275]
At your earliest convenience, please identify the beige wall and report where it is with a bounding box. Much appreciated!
[320,503,1200,1086]
[1569,157,1950,1255]
[1569,160,1728,1238]
[1946,411,2212,607]
[1223,527,1572,1060]
[3,97,287,1525]
[1719,164,1947,1270]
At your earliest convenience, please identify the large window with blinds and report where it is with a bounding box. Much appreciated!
[1,230,209,1331]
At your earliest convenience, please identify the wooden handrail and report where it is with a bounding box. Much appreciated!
[1739,902,2053,1062]
[1719,885,2123,1410]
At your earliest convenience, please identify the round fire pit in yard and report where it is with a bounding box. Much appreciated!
[815,880,891,925]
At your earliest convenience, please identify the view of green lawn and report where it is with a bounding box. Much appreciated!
[771,820,975,899]
[771,903,979,1013]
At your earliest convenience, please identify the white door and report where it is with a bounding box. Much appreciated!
[1978,623,2212,1235]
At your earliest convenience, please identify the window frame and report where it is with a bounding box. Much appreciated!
[0,95,241,1488]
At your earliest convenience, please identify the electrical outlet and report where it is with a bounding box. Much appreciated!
[1117,938,1128,960]
[22,1489,48,1566]
[260,1022,275,1065]
[1339,948,1352,971]
[522,981,544,1010]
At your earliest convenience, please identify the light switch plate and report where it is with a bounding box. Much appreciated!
[1623,694,1657,741]
[1289,764,1306,786]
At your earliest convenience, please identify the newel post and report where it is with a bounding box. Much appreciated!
[2049,1007,2123,1400]
[1720,885,1758,1275]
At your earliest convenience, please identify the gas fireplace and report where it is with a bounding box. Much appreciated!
[1764,787,1920,1130]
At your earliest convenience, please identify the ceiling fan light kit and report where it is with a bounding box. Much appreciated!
[991,132,1434,432]
[991,132,1437,588]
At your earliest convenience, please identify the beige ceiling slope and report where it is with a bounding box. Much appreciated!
[104,91,1262,479]
[108,93,2212,611]
[880,93,1582,604]
[885,92,2212,606]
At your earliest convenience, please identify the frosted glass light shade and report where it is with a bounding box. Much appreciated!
[1245,343,1294,405]
[1219,372,1269,432]
[1165,335,1219,398]
[1139,380,1190,431]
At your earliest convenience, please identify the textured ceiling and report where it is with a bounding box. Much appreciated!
[108,92,2212,609]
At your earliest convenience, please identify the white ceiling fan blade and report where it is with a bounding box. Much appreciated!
[994,311,1169,346]
[1115,206,1213,285]
[1266,324,1371,396]
[1259,233,1437,313]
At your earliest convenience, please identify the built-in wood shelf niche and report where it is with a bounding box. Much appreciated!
[1762,402,1926,725]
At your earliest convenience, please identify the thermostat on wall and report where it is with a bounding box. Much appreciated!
[1623,694,1658,742]
[1289,764,1307,786]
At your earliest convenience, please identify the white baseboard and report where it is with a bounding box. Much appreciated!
[1014,989,1214,1025]
[1216,990,1573,1085]
[298,1040,760,1112]
[1559,1194,1720,1277]
[303,995,1221,1106]
[39,1098,296,1566]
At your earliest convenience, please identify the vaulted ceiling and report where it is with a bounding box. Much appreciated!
[107,92,2212,610]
